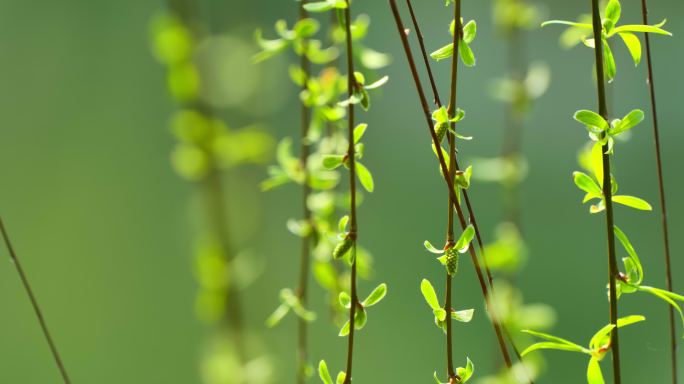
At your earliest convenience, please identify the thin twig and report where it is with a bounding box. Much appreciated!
[589,0,621,382]
[639,1,676,382]
[0,216,71,383]
[343,0,359,381]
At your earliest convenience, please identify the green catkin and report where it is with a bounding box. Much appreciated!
[446,247,459,276]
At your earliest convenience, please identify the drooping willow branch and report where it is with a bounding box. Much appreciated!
[0,216,71,383]
[389,0,515,370]
[639,1,676,382]
[589,0,622,381]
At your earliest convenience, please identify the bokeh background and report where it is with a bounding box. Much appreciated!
[0,0,683,382]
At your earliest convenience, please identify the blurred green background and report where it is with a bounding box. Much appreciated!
[1,0,683,382]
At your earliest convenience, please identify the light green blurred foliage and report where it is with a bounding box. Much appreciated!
[151,7,275,384]
[257,2,390,342]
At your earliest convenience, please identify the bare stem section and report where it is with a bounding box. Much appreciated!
[0,217,71,383]
[639,1,677,382]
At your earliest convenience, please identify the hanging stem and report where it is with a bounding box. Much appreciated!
[390,0,514,370]
[406,1,533,380]
[296,2,313,383]
[0,216,71,384]
[639,1,676,382]
[589,0,621,382]
[343,0,359,381]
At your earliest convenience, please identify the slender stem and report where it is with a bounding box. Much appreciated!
[389,0,514,370]
[296,2,312,383]
[342,1,358,382]
[442,0,462,378]
[640,2,677,382]
[589,1,621,382]
[0,216,71,384]
[405,4,534,379]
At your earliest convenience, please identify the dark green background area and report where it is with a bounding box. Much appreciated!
[0,0,682,382]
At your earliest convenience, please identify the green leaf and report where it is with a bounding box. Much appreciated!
[541,20,593,29]
[614,226,643,284]
[362,283,387,307]
[424,240,444,254]
[603,39,616,82]
[612,195,652,211]
[433,308,447,322]
[521,341,587,356]
[638,286,684,332]
[612,22,672,36]
[294,18,320,38]
[356,162,374,192]
[354,307,367,329]
[430,43,454,61]
[323,155,345,170]
[421,279,441,311]
[319,360,333,384]
[587,356,605,384]
[265,303,290,327]
[364,76,389,90]
[574,110,608,131]
[339,292,352,309]
[589,323,615,351]
[522,330,586,352]
[462,357,475,382]
[617,315,646,328]
[432,107,450,124]
[610,109,644,135]
[335,372,346,384]
[459,40,476,67]
[618,33,641,66]
[455,225,475,253]
[338,215,350,232]
[451,308,474,322]
[353,123,368,143]
[605,0,621,27]
[463,20,477,44]
[573,171,602,197]
[338,320,350,336]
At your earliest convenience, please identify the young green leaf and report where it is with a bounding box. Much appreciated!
[612,195,652,211]
[573,171,602,196]
[356,162,374,192]
[455,225,475,253]
[587,356,605,384]
[451,308,474,322]
[459,40,476,67]
[610,109,644,135]
[618,32,641,66]
[421,279,441,311]
[362,283,387,307]
[353,123,368,143]
[430,43,454,61]
[323,155,345,170]
[319,360,333,384]
[463,20,477,44]
[339,292,352,309]
[266,303,290,328]
[424,240,445,254]
[364,76,389,90]
[574,110,608,131]
[605,0,621,26]
[614,226,643,284]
